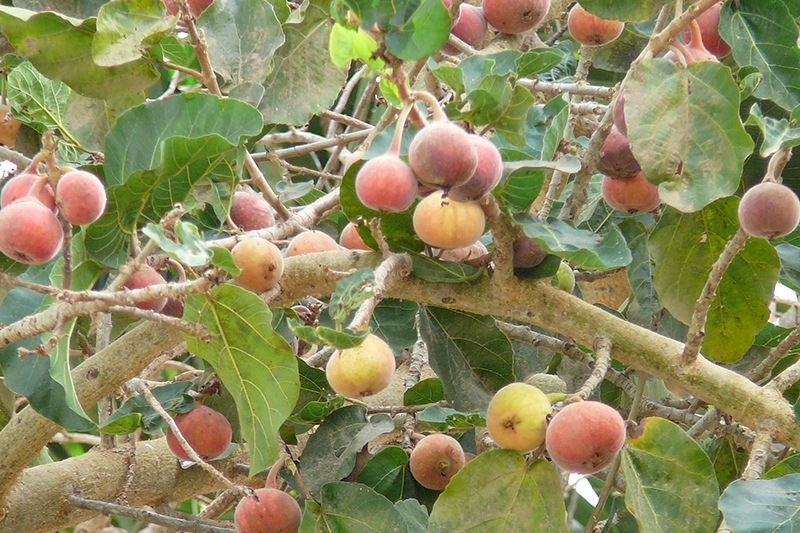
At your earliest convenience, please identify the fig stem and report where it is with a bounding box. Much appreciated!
[24,152,47,175]
[388,102,415,156]
[410,90,447,122]
[26,174,50,201]
[687,19,703,49]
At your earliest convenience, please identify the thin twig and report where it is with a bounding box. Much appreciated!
[65,495,235,533]
[681,229,749,366]
[741,430,774,480]
[347,254,413,331]
[750,325,800,383]
[569,337,612,402]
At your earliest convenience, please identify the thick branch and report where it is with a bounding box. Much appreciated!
[0,322,183,518]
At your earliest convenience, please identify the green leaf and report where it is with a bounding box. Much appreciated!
[0,285,94,432]
[0,6,159,99]
[100,381,195,435]
[429,451,568,533]
[288,319,369,349]
[464,77,535,147]
[578,0,670,22]
[290,397,345,426]
[626,58,754,213]
[515,214,632,270]
[297,405,395,497]
[394,500,429,533]
[720,0,800,112]
[184,284,300,475]
[764,454,800,480]
[720,474,800,532]
[419,306,514,412]
[209,246,242,276]
[329,268,375,324]
[103,93,263,185]
[93,0,176,67]
[7,61,71,135]
[63,91,143,154]
[259,0,346,126]
[328,23,384,70]
[417,405,485,430]
[14,0,105,18]
[410,254,485,284]
[703,437,749,491]
[199,0,284,85]
[745,103,800,157]
[648,199,781,362]
[370,299,419,353]
[621,417,720,533]
[403,378,444,406]
[355,446,437,506]
[142,221,211,267]
[502,155,582,176]
[299,481,409,533]
[383,0,450,60]
[619,220,661,317]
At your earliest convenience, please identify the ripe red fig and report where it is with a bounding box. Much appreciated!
[567,3,625,46]
[483,0,551,35]
[681,2,730,59]
[123,264,168,312]
[0,196,63,265]
[545,401,626,474]
[0,104,21,148]
[409,91,478,189]
[409,433,466,490]
[738,182,800,239]
[602,172,661,213]
[166,403,232,461]
[1,171,56,211]
[448,135,504,202]
[355,103,418,213]
[596,126,641,178]
[230,190,275,231]
[442,4,488,54]
[234,480,302,533]
[339,222,371,250]
[285,230,340,257]
[56,169,107,225]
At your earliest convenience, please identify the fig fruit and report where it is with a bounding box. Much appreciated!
[448,135,504,202]
[545,401,626,474]
[325,333,396,399]
[409,433,466,490]
[234,487,302,533]
[567,3,625,46]
[738,182,800,239]
[1,171,56,211]
[230,190,276,232]
[285,230,340,257]
[596,126,641,178]
[682,2,730,59]
[56,169,107,225]
[232,238,284,293]
[166,403,233,461]
[123,264,168,312]
[339,222,371,250]
[442,4,488,54]
[486,382,551,453]
[602,172,661,213]
[0,196,63,265]
[483,0,551,35]
[413,190,485,250]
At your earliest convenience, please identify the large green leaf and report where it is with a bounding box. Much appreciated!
[103,92,263,185]
[720,474,800,532]
[183,284,300,475]
[429,451,568,533]
[299,482,408,533]
[515,214,632,270]
[0,6,159,99]
[297,405,395,497]
[626,59,754,213]
[199,0,284,85]
[719,0,800,112]
[259,0,346,126]
[578,0,670,22]
[419,306,514,413]
[648,199,780,362]
[622,417,719,533]
[93,0,176,67]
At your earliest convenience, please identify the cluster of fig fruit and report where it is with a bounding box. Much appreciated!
[0,165,107,265]
[485,382,626,474]
[355,91,502,251]
[438,0,552,54]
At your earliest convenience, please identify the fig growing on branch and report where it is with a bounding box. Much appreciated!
[413,190,486,250]
[325,333,396,399]
[339,222,371,250]
[448,135,504,202]
[231,238,284,293]
[545,401,626,474]
[234,483,302,533]
[596,126,641,178]
[681,2,730,59]
[123,264,168,312]
[166,403,233,461]
[355,104,418,213]
[483,0,551,35]
[0,195,63,265]
[442,4,488,54]
[486,382,551,453]
[56,169,107,225]
[567,3,625,46]
[285,230,340,257]
[602,172,661,213]
[738,182,800,239]
[409,91,478,190]
[1,170,56,211]
[409,433,466,490]
[230,190,276,232]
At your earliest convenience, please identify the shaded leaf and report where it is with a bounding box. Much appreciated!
[419,306,514,412]
[410,254,485,284]
[100,381,194,435]
[429,451,568,533]
[93,0,176,67]
[288,319,369,349]
[403,377,444,406]
[622,417,720,533]
[329,268,375,324]
[745,103,800,157]
[299,481,408,533]
[720,474,800,533]
[648,199,780,362]
[578,0,670,22]
[619,219,661,317]
[370,299,419,353]
[184,284,300,475]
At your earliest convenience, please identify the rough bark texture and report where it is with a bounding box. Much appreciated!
[0,322,183,519]
[2,438,252,533]
[1,250,798,531]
